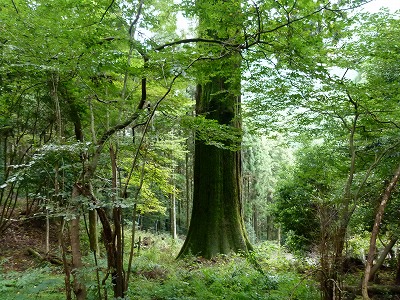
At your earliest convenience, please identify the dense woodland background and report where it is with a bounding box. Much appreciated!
[1,0,400,299]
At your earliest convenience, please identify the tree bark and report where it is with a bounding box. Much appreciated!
[369,237,397,282]
[362,163,400,300]
[185,150,191,230]
[177,0,251,259]
[70,185,87,300]
[178,139,251,257]
[178,76,251,258]
[110,145,125,298]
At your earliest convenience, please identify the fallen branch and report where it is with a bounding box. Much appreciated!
[344,284,400,296]
[26,247,63,266]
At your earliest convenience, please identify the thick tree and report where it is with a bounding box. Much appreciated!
[178,0,252,258]
[178,81,252,257]
[177,0,364,259]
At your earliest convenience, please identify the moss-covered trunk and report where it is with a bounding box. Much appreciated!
[178,74,251,258]
[178,142,251,258]
[178,0,250,259]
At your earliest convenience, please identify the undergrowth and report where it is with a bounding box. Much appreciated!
[126,235,319,300]
[0,231,320,300]
[0,264,64,300]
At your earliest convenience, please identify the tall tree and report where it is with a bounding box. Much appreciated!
[178,0,252,258]
[176,0,364,259]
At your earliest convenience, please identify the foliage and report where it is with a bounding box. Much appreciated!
[0,266,65,300]
[274,143,341,251]
[242,132,293,242]
[126,239,319,300]
[1,0,400,298]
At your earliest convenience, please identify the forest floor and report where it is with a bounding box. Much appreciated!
[0,210,59,272]
[1,213,399,300]
[0,212,322,300]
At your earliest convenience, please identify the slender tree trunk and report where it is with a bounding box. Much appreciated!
[369,238,398,281]
[252,204,258,241]
[126,203,137,290]
[362,163,400,300]
[89,210,100,254]
[51,72,63,139]
[126,158,146,290]
[89,98,97,144]
[319,204,333,300]
[0,136,5,183]
[45,207,50,253]
[88,97,100,256]
[110,145,125,298]
[60,218,72,300]
[170,184,177,239]
[70,185,87,300]
[323,112,359,300]
[46,164,60,254]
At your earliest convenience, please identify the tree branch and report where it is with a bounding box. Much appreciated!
[155,3,334,52]
[11,0,19,14]
[325,0,374,12]
[155,38,240,51]
[122,55,203,195]
[129,0,144,38]
[100,0,115,23]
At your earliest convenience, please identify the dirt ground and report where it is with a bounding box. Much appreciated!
[0,214,59,272]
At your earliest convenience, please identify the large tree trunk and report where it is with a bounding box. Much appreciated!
[178,142,251,258]
[185,149,192,230]
[178,75,252,258]
[177,0,251,259]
